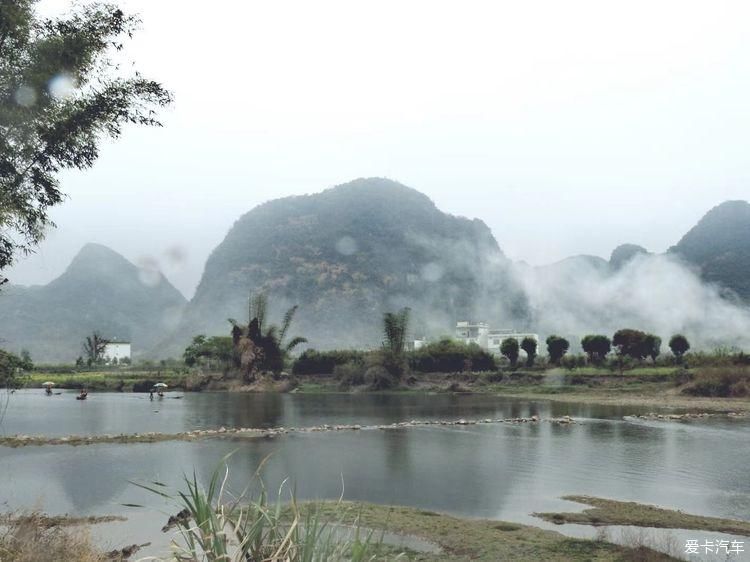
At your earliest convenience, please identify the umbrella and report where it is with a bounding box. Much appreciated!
[42,381,56,387]
[153,383,168,388]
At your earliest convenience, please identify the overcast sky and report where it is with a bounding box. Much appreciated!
[6,0,750,297]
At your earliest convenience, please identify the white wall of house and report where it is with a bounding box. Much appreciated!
[456,322,538,356]
[455,321,490,348]
[103,342,131,363]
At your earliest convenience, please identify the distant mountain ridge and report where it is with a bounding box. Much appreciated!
[0,243,186,361]
[2,183,748,361]
[166,177,529,354]
[669,200,750,300]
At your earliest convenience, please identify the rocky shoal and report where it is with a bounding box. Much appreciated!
[0,415,576,448]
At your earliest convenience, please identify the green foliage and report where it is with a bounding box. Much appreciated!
[183,335,234,368]
[0,348,32,388]
[546,335,570,365]
[409,338,496,373]
[612,329,660,361]
[137,457,390,561]
[500,338,520,367]
[520,337,537,367]
[334,361,366,388]
[669,334,690,360]
[561,354,587,371]
[581,335,611,365]
[0,1,171,278]
[230,293,308,374]
[82,332,108,365]
[382,307,410,355]
[292,349,365,375]
[612,329,647,360]
[682,367,750,397]
[643,334,661,362]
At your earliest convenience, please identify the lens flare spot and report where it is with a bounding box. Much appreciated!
[14,85,37,107]
[335,236,358,256]
[421,262,444,282]
[48,73,76,100]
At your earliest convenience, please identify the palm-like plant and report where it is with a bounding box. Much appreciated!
[229,293,308,375]
[382,307,410,355]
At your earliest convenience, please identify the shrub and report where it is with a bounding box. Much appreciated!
[293,349,366,375]
[682,367,750,397]
[334,362,366,388]
[560,354,587,370]
[409,338,496,372]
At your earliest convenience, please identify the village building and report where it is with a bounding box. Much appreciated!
[103,341,131,364]
[455,322,538,356]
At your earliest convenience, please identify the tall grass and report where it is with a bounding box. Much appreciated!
[137,455,397,561]
[0,512,103,562]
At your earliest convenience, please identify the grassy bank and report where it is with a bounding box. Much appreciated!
[26,370,192,391]
[534,496,750,537]
[294,369,750,412]
[310,502,679,561]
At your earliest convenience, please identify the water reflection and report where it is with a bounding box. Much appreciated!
[4,390,658,437]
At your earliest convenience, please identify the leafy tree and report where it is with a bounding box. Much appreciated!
[643,333,661,362]
[380,307,411,378]
[0,1,171,283]
[0,348,31,388]
[669,334,690,361]
[546,335,569,365]
[612,329,648,360]
[183,335,234,368]
[520,336,537,367]
[581,334,611,365]
[82,332,109,365]
[500,337,520,367]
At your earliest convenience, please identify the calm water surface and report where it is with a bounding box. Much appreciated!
[0,391,748,559]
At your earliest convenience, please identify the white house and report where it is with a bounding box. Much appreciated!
[456,322,538,356]
[455,321,490,348]
[103,341,131,364]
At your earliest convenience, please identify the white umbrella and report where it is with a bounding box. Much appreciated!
[42,381,56,387]
[153,383,168,388]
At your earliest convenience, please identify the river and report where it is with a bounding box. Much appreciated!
[1,390,748,559]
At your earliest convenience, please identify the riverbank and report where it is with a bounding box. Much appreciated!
[2,503,680,561]
[310,502,680,561]
[534,496,750,537]
[293,371,750,412]
[22,366,750,412]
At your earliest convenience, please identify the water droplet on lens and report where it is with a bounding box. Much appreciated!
[14,85,37,107]
[335,236,358,256]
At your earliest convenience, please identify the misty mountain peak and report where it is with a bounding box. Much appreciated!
[65,243,136,276]
[173,178,525,354]
[609,244,649,270]
[670,199,750,300]
[0,243,186,361]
